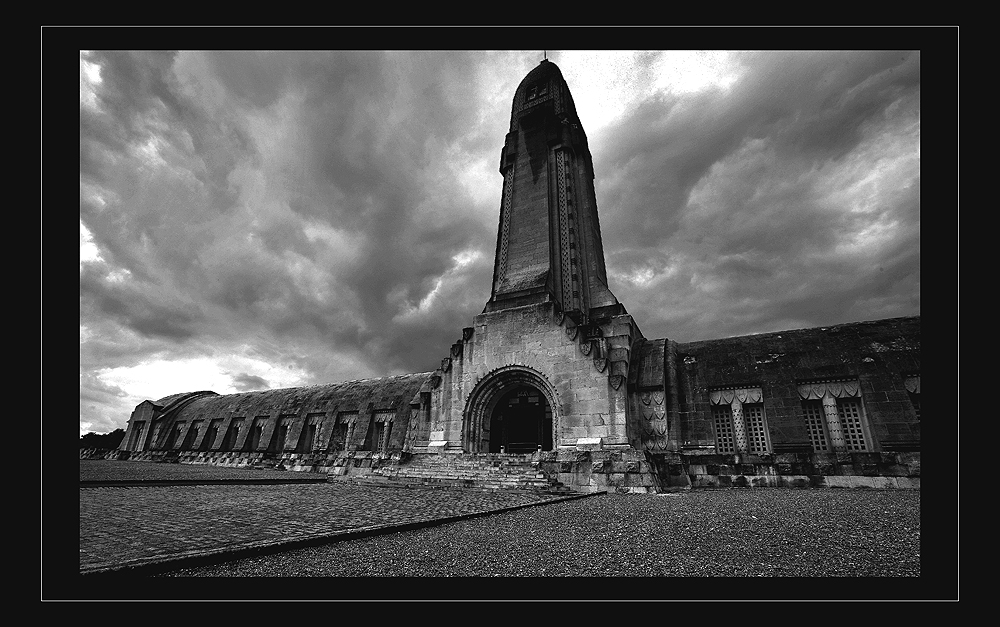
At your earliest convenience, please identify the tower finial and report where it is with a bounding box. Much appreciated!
[543,50,547,61]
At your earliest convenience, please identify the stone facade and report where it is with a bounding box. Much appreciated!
[415,300,640,455]
[112,60,920,492]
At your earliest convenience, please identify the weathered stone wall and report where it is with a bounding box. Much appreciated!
[673,316,920,454]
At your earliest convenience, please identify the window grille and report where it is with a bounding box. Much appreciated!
[837,399,868,451]
[373,410,394,453]
[375,423,387,453]
[802,401,829,452]
[712,405,736,454]
[744,404,770,454]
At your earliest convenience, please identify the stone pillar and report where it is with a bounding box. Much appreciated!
[821,395,847,452]
[730,398,748,453]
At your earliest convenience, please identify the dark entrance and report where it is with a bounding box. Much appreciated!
[488,385,553,453]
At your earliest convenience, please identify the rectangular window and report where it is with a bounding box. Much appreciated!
[744,404,771,454]
[801,401,829,452]
[246,417,267,451]
[909,393,920,421]
[837,399,868,451]
[328,423,347,452]
[298,413,325,453]
[182,420,202,450]
[268,416,293,453]
[222,418,244,452]
[202,419,223,451]
[333,412,359,451]
[373,410,395,454]
[712,405,737,454]
[169,422,185,449]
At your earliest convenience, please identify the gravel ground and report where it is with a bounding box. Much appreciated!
[161,488,920,578]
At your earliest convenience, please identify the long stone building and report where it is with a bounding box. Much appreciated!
[112,60,920,492]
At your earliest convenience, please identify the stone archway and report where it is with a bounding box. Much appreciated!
[463,366,558,454]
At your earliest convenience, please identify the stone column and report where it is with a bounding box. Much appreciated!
[730,398,748,453]
[821,395,847,452]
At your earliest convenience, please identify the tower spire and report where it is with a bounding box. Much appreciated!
[486,59,618,320]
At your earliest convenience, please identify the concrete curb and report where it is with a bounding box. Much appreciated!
[80,490,605,577]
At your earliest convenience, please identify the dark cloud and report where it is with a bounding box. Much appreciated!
[232,373,270,391]
[80,262,204,341]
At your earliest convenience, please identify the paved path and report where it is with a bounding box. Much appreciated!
[79,460,588,575]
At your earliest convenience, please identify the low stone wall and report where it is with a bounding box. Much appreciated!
[663,451,919,490]
[82,448,920,492]
[80,448,404,478]
[535,449,920,493]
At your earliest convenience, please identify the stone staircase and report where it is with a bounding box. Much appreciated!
[339,453,574,494]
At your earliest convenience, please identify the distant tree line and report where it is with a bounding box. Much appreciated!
[80,429,126,449]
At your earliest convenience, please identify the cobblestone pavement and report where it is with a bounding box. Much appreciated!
[79,460,580,575]
[80,459,323,483]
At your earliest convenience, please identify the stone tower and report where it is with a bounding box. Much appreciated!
[414,59,644,457]
[487,59,619,322]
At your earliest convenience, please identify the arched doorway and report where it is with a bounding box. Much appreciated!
[463,366,559,454]
[488,385,553,453]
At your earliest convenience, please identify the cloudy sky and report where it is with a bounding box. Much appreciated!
[80,50,920,435]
